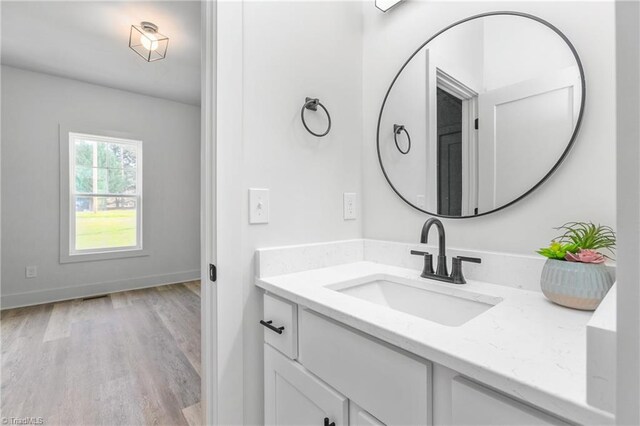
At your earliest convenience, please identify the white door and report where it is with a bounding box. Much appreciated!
[349,401,386,426]
[265,344,349,426]
[477,66,580,212]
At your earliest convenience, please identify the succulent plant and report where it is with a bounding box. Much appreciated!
[565,249,605,264]
[537,222,615,263]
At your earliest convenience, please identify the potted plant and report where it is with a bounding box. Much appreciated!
[537,222,615,310]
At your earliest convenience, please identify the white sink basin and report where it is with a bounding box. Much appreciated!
[329,276,502,327]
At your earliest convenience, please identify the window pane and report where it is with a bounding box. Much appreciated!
[75,140,94,167]
[75,167,108,194]
[107,168,136,194]
[75,166,93,193]
[122,145,137,168]
[75,196,138,251]
[97,168,108,193]
[107,143,124,168]
[97,142,109,168]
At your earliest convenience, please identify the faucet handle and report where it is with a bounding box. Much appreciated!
[456,256,481,264]
[450,256,482,284]
[410,250,434,277]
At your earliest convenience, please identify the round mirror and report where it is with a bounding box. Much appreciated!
[377,12,585,218]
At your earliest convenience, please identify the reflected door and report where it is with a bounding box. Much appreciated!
[437,88,463,216]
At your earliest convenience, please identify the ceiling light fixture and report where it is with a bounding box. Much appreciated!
[129,21,169,62]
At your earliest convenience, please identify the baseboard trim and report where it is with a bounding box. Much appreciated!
[1,269,201,310]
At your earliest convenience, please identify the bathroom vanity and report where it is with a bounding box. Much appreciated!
[253,10,614,426]
[255,240,614,426]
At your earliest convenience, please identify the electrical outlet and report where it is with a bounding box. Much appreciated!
[25,266,38,278]
[343,193,357,220]
[249,188,270,224]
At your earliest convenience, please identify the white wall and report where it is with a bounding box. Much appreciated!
[235,1,364,423]
[362,1,616,255]
[1,66,201,308]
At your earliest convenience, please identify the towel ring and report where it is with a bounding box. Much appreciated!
[394,124,411,154]
[301,97,331,137]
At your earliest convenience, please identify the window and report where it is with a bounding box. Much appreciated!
[68,133,142,255]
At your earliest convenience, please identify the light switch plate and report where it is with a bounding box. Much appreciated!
[343,193,357,220]
[26,265,38,278]
[249,188,269,224]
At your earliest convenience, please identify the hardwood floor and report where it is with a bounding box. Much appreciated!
[1,282,201,426]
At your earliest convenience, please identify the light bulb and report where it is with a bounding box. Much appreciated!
[140,32,159,51]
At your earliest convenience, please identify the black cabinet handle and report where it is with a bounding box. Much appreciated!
[324,418,335,426]
[260,320,284,335]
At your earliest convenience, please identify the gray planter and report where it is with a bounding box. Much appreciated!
[540,259,614,311]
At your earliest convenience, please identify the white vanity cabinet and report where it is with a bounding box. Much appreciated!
[262,293,427,426]
[262,292,573,426]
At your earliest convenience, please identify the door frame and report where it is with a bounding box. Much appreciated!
[436,69,478,217]
[427,62,479,217]
[202,0,246,424]
[200,0,217,423]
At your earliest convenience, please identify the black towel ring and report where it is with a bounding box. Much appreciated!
[301,97,331,137]
[394,124,411,154]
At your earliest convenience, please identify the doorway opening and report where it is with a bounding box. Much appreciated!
[435,69,478,216]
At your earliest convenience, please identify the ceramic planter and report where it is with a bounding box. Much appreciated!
[540,259,614,310]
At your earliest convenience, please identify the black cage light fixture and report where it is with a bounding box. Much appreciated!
[129,21,169,62]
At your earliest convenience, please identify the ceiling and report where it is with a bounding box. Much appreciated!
[1,1,201,106]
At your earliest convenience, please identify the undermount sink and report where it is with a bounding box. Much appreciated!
[329,276,502,327]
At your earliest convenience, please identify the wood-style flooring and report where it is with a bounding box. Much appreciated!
[1,281,201,426]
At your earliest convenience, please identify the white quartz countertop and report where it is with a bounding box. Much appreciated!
[255,261,614,425]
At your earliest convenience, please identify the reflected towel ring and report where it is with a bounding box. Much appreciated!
[301,97,331,137]
[394,124,411,154]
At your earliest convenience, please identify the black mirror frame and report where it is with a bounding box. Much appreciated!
[376,11,586,219]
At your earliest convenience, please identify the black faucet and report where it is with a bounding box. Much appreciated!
[410,218,481,284]
[420,218,448,276]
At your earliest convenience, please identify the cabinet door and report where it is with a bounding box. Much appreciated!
[451,376,570,425]
[349,401,386,426]
[265,344,348,426]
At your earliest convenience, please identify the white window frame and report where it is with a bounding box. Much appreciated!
[61,131,146,262]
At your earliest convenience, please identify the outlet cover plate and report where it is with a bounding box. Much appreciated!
[26,266,38,278]
[343,193,357,220]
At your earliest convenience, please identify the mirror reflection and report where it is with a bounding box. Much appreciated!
[378,13,584,217]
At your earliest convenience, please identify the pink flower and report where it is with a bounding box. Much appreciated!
[565,249,605,264]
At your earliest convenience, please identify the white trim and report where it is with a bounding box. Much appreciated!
[201,0,218,424]
[436,68,477,100]
[60,247,150,264]
[0,269,199,310]
[215,0,245,423]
